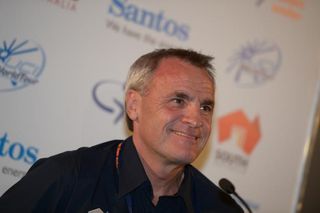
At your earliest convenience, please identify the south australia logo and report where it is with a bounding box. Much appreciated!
[214,110,261,172]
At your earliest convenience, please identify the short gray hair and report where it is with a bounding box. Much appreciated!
[125,48,215,131]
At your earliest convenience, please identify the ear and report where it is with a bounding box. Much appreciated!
[125,89,141,122]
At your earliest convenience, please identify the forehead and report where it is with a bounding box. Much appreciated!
[148,57,215,96]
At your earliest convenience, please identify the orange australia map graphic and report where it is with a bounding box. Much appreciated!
[272,0,305,20]
[218,110,261,155]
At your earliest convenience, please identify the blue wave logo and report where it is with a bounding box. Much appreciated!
[92,80,125,124]
[227,41,281,87]
[0,39,46,92]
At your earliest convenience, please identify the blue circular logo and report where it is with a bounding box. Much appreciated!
[0,39,46,92]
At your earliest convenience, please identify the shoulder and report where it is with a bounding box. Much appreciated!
[0,139,124,212]
[187,165,244,213]
[187,165,220,193]
[30,139,122,178]
[43,139,122,168]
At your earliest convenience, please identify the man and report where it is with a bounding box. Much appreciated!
[0,49,243,212]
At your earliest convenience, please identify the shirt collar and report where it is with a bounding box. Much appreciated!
[117,136,148,198]
[117,136,194,213]
[178,165,194,213]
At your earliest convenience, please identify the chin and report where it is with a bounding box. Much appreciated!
[173,152,198,165]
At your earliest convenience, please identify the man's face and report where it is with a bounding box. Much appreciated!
[128,57,215,166]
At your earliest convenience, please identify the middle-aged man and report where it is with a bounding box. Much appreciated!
[0,48,244,213]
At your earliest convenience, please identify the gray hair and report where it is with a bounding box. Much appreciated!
[124,48,215,131]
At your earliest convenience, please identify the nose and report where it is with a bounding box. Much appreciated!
[181,104,203,128]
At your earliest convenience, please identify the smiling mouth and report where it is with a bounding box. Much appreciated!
[172,130,199,140]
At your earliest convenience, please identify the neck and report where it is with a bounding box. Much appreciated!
[140,155,185,205]
[133,138,185,205]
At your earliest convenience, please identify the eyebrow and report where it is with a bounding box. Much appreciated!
[175,91,215,107]
[202,99,215,108]
[175,92,190,100]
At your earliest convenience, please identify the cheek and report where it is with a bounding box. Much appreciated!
[203,116,213,130]
[140,106,171,131]
[207,120,213,132]
[163,111,185,128]
[201,124,212,142]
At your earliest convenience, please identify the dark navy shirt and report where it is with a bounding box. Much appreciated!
[0,137,243,213]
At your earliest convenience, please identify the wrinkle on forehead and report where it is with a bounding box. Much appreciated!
[144,58,215,97]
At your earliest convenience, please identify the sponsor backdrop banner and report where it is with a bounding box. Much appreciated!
[1,0,319,212]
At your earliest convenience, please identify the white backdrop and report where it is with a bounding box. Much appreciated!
[1,0,320,212]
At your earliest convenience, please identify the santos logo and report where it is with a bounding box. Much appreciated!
[108,0,190,41]
[0,132,39,165]
[0,39,46,92]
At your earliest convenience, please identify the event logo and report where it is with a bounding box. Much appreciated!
[272,0,305,20]
[256,0,305,20]
[45,0,79,11]
[107,0,190,41]
[0,39,46,92]
[92,80,125,124]
[214,110,261,172]
[227,40,281,87]
[0,132,39,165]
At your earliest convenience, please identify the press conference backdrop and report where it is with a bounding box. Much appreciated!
[1,0,319,212]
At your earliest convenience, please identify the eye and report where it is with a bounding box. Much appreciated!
[172,97,185,105]
[200,105,213,112]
